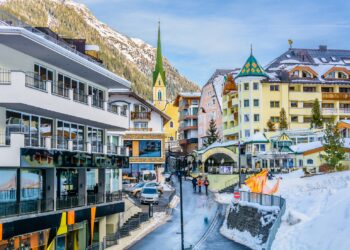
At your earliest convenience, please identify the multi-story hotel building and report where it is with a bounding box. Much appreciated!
[108,90,170,179]
[198,70,229,149]
[0,20,130,249]
[174,92,201,154]
[224,45,350,141]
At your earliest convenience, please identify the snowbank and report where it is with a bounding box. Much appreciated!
[214,192,233,204]
[270,170,350,250]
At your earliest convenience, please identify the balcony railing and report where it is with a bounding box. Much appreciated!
[131,111,151,120]
[56,195,85,210]
[25,73,47,92]
[322,92,350,100]
[52,83,69,98]
[0,132,10,146]
[0,70,11,84]
[92,97,104,109]
[107,144,128,155]
[322,108,337,114]
[108,104,119,114]
[73,90,88,104]
[339,108,350,114]
[0,198,54,218]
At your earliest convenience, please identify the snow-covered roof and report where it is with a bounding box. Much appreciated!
[243,132,269,144]
[290,138,350,153]
[339,119,350,126]
[196,140,238,154]
[178,92,201,98]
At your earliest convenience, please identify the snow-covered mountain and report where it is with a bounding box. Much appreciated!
[0,0,199,100]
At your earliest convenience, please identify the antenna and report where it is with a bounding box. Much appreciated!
[250,44,253,55]
[288,39,293,49]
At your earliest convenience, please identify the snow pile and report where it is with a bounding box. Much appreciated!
[161,183,175,192]
[220,226,264,250]
[214,192,233,204]
[270,170,350,250]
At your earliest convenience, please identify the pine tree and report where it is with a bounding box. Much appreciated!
[203,118,219,147]
[266,120,276,132]
[279,108,288,130]
[321,122,345,171]
[311,98,323,129]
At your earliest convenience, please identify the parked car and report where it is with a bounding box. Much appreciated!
[128,182,163,198]
[122,177,137,191]
[140,187,159,204]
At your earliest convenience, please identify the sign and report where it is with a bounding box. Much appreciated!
[234,191,240,200]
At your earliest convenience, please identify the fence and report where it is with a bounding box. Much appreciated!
[238,191,286,250]
[25,73,47,91]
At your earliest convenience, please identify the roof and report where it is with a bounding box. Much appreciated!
[108,89,171,122]
[290,138,350,154]
[243,132,269,144]
[278,133,292,142]
[173,92,201,106]
[196,140,238,154]
[237,52,268,78]
[153,23,166,86]
[264,46,350,84]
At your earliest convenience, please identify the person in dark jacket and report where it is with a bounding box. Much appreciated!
[204,177,210,195]
[191,177,197,192]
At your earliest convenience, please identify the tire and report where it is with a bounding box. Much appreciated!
[136,192,141,198]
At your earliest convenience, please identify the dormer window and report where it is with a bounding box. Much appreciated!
[338,71,347,79]
[324,68,349,80]
[290,66,317,79]
[301,71,312,78]
[326,71,336,79]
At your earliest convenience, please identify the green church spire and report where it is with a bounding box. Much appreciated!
[153,22,166,86]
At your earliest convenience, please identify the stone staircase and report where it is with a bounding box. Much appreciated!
[119,212,150,238]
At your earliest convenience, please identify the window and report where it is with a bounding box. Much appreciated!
[254,114,260,122]
[134,104,147,112]
[303,86,316,92]
[139,140,161,157]
[291,116,298,122]
[253,99,259,107]
[299,159,303,167]
[303,102,313,108]
[244,130,250,138]
[326,71,336,79]
[170,121,174,128]
[306,159,313,165]
[260,144,266,152]
[304,117,312,123]
[270,117,279,123]
[302,71,312,78]
[89,86,104,108]
[289,86,296,91]
[291,101,298,108]
[244,83,249,90]
[244,99,249,107]
[270,101,280,108]
[244,114,250,122]
[88,127,104,153]
[338,72,347,79]
[134,122,148,129]
[253,82,259,90]
[157,90,162,101]
[322,103,334,108]
[340,87,350,93]
[270,85,279,91]
[192,100,199,105]
[321,87,333,93]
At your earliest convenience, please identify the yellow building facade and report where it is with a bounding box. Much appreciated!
[152,24,179,144]
[223,46,350,141]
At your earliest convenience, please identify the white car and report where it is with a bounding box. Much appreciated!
[140,187,159,204]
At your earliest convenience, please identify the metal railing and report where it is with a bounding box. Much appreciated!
[238,191,286,250]
[0,132,10,146]
[86,242,104,250]
[92,97,104,109]
[0,70,11,84]
[87,194,104,205]
[107,104,119,114]
[25,73,47,91]
[73,91,88,104]
[56,195,85,210]
[106,191,122,202]
[0,198,54,218]
[52,83,69,98]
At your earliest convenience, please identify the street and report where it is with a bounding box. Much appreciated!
[129,177,248,250]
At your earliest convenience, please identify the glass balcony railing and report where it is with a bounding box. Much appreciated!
[0,198,54,218]
[25,73,47,92]
[131,111,151,120]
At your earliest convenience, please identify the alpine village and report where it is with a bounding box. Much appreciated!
[0,1,349,250]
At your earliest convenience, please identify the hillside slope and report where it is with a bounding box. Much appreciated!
[0,0,199,100]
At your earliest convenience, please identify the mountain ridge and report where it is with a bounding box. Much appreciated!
[0,0,200,100]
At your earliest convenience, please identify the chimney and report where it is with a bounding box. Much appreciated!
[319,45,327,51]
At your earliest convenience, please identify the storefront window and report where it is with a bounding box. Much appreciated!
[139,140,161,157]
[105,169,119,193]
[21,169,42,200]
[0,169,17,202]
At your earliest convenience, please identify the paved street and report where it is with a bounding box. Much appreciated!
[128,190,174,213]
[129,177,248,250]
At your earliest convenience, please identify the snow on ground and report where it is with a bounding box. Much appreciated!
[214,192,233,204]
[161,182,175,192]
[270,170,350,250]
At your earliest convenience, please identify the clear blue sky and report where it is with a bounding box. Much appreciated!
[77,0,350,86]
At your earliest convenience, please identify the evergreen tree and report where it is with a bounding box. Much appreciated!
[203,118,219,147]
[321,122,346,171]
[266,120,276,132]
[279,108,288,130]
[311,98,323,129]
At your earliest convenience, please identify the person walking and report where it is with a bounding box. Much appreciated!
[197,177,203,193]
[204,177,210,196]
[191,177,197,192]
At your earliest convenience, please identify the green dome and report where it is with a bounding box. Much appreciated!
[236,54,268,78]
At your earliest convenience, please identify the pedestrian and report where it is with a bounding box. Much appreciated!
[204,177,210,196]
[197,178,203,193]
[192,177,197,192]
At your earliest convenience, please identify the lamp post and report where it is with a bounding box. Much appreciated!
[176,157,185,250]
[238,141,242,188]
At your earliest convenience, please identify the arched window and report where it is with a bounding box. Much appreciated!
[158,90,162,101]
[306,159,313,165]
[170,121,174,128]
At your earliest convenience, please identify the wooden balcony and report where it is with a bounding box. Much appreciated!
[131,111,151,120]
[322,92,350,101]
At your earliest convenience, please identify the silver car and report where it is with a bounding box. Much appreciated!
[140,187,159,204]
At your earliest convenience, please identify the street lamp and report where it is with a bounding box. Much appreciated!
[238,141,242,188]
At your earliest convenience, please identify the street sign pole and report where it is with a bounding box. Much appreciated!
[179,159,184,250]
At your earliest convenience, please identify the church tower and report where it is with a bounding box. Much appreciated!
[153,22,167,110]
